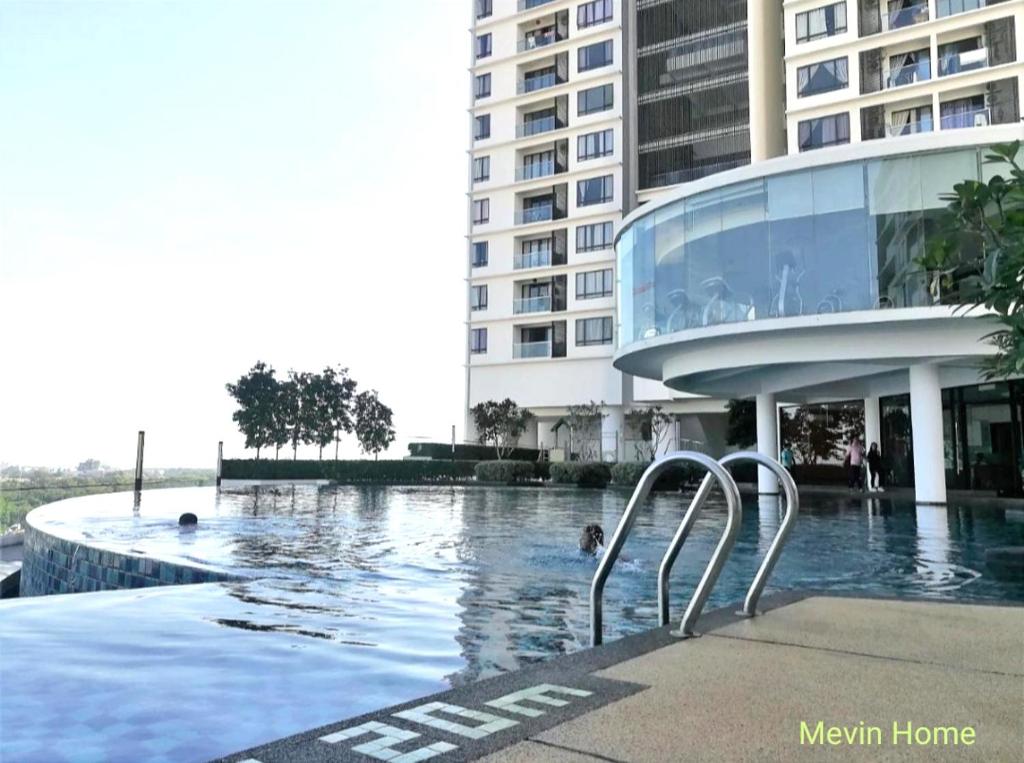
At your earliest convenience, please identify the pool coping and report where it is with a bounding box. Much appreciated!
[214,590,1023,763]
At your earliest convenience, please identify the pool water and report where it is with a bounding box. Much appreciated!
[2,485,1022,762]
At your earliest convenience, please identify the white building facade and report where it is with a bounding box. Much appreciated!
[466,0,1023,494]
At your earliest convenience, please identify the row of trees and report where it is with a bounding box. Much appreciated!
[470,398,675,461]
[226,362,395,460]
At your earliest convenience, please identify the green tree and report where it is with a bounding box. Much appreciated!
[725,399,756,448]
[354,390,396,460]
[322,366,358,460]
[922,141,1024,377]
[271,378,297,460]
[471,398,533,460]
[624,406,675,461]
[76,459,102,474]
[225,361,279,459]
[566,400,605,461]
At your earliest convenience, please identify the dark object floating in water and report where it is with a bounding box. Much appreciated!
[579,524,604,555]
[179,513,199,527]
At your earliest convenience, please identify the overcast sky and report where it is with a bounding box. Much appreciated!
[0,0,471,468]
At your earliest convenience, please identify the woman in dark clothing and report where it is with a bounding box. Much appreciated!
[866,442,884,492]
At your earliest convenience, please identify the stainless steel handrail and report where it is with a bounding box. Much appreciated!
[658,451,798,626]
[590,451,742,646]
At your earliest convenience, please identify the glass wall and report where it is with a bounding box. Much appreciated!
[618,145,988,346]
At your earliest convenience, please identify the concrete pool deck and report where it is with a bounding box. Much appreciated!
[222,593,1024,763]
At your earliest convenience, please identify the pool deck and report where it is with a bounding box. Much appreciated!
[220,592,1024,762]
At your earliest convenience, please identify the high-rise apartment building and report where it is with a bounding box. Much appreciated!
[466,0,1024,485]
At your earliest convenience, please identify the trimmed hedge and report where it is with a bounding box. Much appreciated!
[221,459,478,483]
[474,460,536,484]
[408,442,541,462]
[550,462,612,488]
[611,461,699,491]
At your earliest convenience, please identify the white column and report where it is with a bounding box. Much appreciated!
[747,0,785,161]
[909,364,947,504]
[864,396,881,449]
[756,393,779,495]
[602,406,624,463]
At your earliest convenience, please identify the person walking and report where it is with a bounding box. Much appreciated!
[780,444,796,482]
[846,438,865,490]
[866,442,884,492]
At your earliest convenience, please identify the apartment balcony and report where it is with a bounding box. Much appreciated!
[518,0,555,12]
[513,296,552,314]
[517,28,567,53]
[513,340,552,359]
[938,47,989,77]
[517,70,565,95]
[940,106,990,130]
[516,204,555,225]
[887,116,933,137]
[516,160,557,182]
[517,116,565,138]
[514,249,552,270]
[886,59,931,88]
[937,0,1004,19]
[886,2,929,31]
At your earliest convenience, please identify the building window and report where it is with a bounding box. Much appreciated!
[578,0,613,28]
[937,0,991,17]
[576,268,613,299]
[937,37,985,77]
[473,198,490,224]
[472,241,488,267]
[795,2,847,43]
[473,156,490,183]
[939,94,987,129]
[474,73,491,99]
[474,114,490,140]
[470,328,487,354]
[475,33,492,60]
[470,284,488,311]
[578,40,613,72]
[576,316,613,346]
[797,57,849,97]
[577,175,613,206]
[576,221,614,252]
[578,83,613,115]
[578,129,613,161]
[476,0,492,19]
[798,112,850,151]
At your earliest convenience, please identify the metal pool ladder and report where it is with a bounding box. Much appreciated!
[590,451,799,646]
[590,452,741,646]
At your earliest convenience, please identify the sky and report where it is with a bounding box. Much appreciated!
[0,0,471,468]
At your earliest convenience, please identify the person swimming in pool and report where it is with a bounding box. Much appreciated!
[579,524,604,555]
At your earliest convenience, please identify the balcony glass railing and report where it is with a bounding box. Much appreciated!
[937,0,999,19]
[887,60,931,88]
[516,204,554,224]
[518,31,561,53]
[940,106,990,130]
[887,117,933,137]
[513,340,552,359]
[517,116,560,138]
[516,161,555,181]
[517,0,554,11]
[518,72,559,94]
[886,3,929,30]
[513,296,552,314]
[514,249,552,269]
[938,48,988,77]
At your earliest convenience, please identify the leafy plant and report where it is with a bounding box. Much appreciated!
[921,141,1024,377]
[725,399,756,448]
[354,390,396,460]
[222,459,476,483]
[549,462,611,488]
[566,401,605,461]
[470,399,533,460]
[225,361,279,459]
[624,406,676,461]
[474,460,535,483]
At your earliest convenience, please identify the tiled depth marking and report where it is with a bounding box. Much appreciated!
[393,702,518,740]
[319,721,457,762]
[485,683,593,718]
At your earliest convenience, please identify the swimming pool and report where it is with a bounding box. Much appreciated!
[2,485,1022,762]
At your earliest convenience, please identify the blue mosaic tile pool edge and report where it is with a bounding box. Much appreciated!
[19,521,239,597]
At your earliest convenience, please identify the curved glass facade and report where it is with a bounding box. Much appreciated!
[618,145,992,349]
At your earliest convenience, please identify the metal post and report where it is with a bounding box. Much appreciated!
[216,441,223,489]
[134,431,145,493]
[451,425,456,461]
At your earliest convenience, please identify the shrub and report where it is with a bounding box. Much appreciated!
[550,462,611,488]
[221,459,477,483]
[474,460,536,484]
[610,461,699,491]
[532,461,550,481]
[408,442,541,462]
